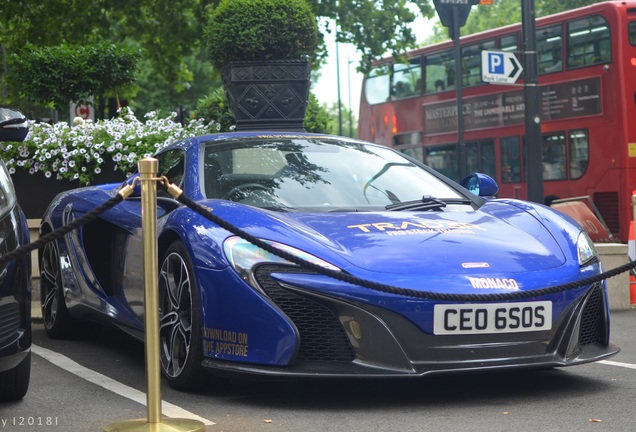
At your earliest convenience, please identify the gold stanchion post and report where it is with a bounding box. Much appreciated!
[104,158,205,432]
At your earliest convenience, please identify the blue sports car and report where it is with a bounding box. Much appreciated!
[39,131,619,390]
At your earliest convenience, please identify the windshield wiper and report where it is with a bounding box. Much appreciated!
[385,196,473,211]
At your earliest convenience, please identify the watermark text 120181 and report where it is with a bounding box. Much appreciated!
[2,417,59,427]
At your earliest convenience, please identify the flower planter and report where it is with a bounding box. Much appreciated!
[221,59,310,131]
[11,160,125,219]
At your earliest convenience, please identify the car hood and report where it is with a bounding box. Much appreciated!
[209,201,568,276]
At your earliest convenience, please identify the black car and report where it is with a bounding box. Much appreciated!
[0,107,31,401]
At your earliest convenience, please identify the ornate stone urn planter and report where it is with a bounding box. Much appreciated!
[205,0,322,132]
[222,59,311,131]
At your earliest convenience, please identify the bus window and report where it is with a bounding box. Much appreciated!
[462,40,495,87]
[542,132,566,180]
[466,140,496,178]
[499,34,518,52]
[424,50,455,94]
[394,132,424,162]
[426,144,458,179]
[499,34,523,79]
[629,22,636,46]
[364,66,391,105]
[567,15,610,67]
[394,132,422,146]
[569,129,589,179]
[500,136,522,183]
[537,24,563,74]
[393,58,421,99]
[400,147,424,161]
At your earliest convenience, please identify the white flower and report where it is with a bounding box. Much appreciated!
[73,117,85,125]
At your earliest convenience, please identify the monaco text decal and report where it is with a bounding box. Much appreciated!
[468,277,520,290]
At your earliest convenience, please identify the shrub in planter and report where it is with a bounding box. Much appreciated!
[204,0,323,131]
[204,0,322,70]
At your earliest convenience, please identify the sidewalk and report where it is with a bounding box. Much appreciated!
[28,220,42,323]
[31,279,42,322]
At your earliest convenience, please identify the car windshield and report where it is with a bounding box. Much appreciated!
[202,138,466,211]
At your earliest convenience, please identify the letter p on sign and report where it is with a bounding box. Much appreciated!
[488,52,504,74]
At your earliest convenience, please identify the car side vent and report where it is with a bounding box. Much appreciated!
[579,284,602,346]
[254,265,356,362]
[0,303,19,344]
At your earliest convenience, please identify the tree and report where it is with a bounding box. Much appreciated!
[309,0,436,74]
[11,43,140,112]
[323,102,357,138]
[0,0,219,117]
[0,0,605,120]
[0,1,434,93]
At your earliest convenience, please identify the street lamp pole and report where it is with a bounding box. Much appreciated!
[522,0,543,203]
[336,38,343,136]
[347,51,353,137]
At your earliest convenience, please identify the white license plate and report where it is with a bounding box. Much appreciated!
[433,301,552,335]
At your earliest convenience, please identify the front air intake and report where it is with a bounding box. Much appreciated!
[254,265,356,362]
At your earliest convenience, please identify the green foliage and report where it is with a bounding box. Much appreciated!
[11,43,141,110]
[192,88,236,132]
[304,93,330,134]
[0,0,438,111]
[304,0,437,74]
[193,89,330,133]
[204,0,323,70]
[323,102,357,138]
[0,0,215,115]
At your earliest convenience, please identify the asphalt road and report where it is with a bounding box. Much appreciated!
[2,309,636,432]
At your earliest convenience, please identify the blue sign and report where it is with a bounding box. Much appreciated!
[488,52,504,74]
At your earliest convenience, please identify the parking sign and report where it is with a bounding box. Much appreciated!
[481,50,523,84]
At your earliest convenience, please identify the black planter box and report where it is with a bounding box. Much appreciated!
[222,59,310,132]
[10,161,126,220]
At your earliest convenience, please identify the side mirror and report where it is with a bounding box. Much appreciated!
[459,172,499,197]
[0,107,28,142]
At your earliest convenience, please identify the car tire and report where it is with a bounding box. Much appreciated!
[159,241,204,391]
[40,240,75,339]
[0,351,31,402]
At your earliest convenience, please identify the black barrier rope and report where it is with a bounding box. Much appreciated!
[170,185,636,302]
[0,192,127,268]
[3,176,634,303]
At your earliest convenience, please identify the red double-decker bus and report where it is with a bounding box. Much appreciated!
[358,1,636,242]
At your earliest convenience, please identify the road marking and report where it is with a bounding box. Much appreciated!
[599,359,636,370]
[32,344,215,426]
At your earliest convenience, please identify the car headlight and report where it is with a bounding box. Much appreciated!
[577,232,597,266]
[223,236,340,292]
